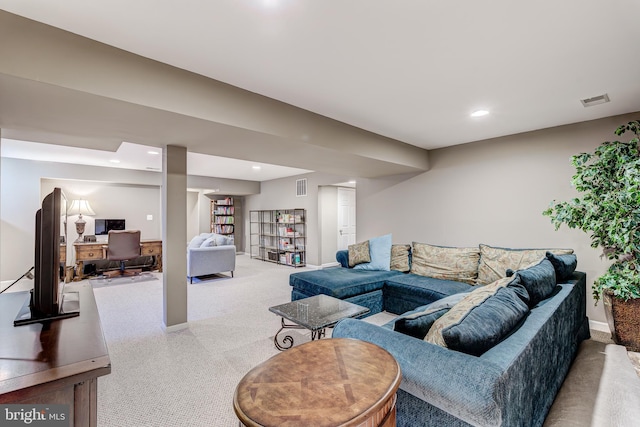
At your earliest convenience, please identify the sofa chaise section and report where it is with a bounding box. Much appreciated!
[333,272,589,427]
[290,268,401,315]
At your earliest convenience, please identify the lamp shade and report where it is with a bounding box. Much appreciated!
[68,199,96,216]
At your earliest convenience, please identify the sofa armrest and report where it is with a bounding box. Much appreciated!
[333,318,506,427]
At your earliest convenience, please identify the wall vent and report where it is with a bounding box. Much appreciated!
[581,93,610,107]
[296,178,307,197]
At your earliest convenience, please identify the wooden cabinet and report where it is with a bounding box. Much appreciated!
[73,240,162,280]
[0,283,111,427]
[250,209,306,267]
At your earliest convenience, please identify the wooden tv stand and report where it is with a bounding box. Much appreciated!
[0,283,111,426]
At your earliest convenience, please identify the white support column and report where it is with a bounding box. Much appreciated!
[162,145,188,331]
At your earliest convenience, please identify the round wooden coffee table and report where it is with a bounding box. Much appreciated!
[233,338,401,427]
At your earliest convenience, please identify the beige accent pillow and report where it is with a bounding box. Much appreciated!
[390,244,411,272]
[348,240,371,267]
[425,276,514,347]
[410,242,480,285]
[476,244,574,285]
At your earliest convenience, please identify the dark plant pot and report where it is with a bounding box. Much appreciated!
[603,290,640,352]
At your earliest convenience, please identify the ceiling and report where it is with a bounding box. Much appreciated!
[0,138,311,181]
[1,1,640,176]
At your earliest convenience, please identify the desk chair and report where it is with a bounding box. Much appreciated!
[104,230,141,277]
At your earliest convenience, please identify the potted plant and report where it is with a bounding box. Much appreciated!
[543,120,640,351]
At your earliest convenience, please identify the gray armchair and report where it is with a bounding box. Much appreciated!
[187,233,236,283]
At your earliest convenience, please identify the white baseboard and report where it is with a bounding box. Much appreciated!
[589,319,609,333]
[163,322,189,333]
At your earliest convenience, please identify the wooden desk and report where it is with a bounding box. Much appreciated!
[234,338,401,427]
[0,283,111,427]
[73,240,162,280]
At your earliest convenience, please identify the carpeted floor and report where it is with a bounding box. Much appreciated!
[91,256,640,426]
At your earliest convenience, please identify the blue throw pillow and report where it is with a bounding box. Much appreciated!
[393,292,470,339]
[394,307,449,339]
[353,234,392,271]
[545,251,577,282]
[515,258,557,307]
[440,286,529,356]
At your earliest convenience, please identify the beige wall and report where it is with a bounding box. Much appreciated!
[357,112,640,323]
[244,172,353,266]
[0,157,257,281]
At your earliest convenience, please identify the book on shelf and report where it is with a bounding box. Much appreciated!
[213,225,234,234]
[215,206,234,215]
[216,197,233,206]
[215,216,234,224]
[278,213,303,223]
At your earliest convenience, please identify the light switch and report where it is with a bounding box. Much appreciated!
[147,214,153,221]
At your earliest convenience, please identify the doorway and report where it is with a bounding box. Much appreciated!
[337,187,356,250]
[319,185,356,267]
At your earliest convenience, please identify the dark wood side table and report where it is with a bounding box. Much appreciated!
[0,283,111,426]
[234,338,401,427]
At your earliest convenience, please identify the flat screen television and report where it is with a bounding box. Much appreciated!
[14,187,80,326]
[95,219,126,235]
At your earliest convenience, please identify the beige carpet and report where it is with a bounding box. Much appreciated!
[91,257,640,426]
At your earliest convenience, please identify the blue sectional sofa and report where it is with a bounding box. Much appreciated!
[288,245,590,427]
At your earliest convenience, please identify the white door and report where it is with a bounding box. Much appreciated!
[337,187,356,250]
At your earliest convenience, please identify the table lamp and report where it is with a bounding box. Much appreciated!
[68,199,95,242]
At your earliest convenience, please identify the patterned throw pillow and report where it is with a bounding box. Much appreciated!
[425,276,529,355]
[410,242,480,285]
[390,244,411,272]
[348,240,370,267]
[476,244,574,285]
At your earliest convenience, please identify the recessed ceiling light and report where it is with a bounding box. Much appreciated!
[348,180,356,184]
[471,110,489,117]
[109,159,120,164]
[147,150,160,155]
[252,165,262,171]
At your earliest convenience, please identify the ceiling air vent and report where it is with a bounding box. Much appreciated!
[581,93,610,107]
[296,178,307,197]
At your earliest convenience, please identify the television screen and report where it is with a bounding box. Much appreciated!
[14,187,79,326]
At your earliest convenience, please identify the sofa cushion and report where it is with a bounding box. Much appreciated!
[348,240,370,267]
[201,236,217,247]
[410,242,480,285]
[384,274,474,314]
[188,234,210,249]
[289,267,401,300]
[510,258,557,307]
[425,276,529,355]
[390,244,411,272]
[393,292,469,338]
[546,251,577,282]
[353,234,392,271]
[477,244,574,285]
